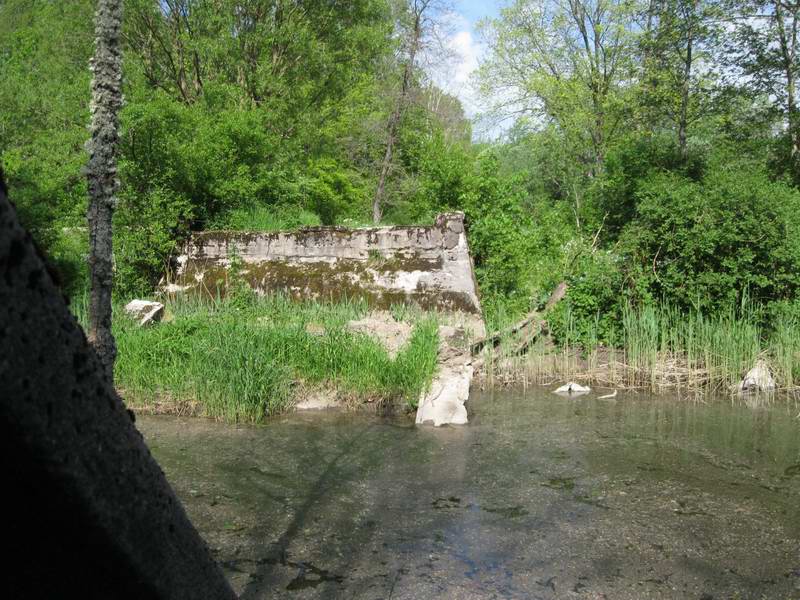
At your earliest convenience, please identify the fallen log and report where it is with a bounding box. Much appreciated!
[472,281,567,356]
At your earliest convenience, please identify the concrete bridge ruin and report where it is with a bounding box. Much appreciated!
[171,212,484,425]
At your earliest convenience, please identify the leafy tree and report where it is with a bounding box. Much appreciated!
[477,0,641,174]
[638,0,722,157]
[0,0,93,249]
[373,0,451,223]
[727,0,800,178]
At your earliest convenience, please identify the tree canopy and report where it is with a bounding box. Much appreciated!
[1,0,799,332]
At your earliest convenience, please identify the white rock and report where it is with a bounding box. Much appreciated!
[554,382,591,395]
[416,362,472,427]
[124,300,164,327]
[738,360,775,393]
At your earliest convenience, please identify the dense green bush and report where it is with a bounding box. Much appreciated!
[589,134,707,240]
[549,248,626,347]
[622,165,800,311]
[463,155,536,322]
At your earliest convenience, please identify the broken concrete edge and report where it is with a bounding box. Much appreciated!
[0,177,236,599]
[415,327,474,427]
[415,362,472,427]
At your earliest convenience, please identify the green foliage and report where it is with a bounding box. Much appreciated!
[114,186,194,297]
[4,0,800,374]
[589,134,706,238]
[212,205,322,232]
[0,0,92,290]
[464,153,575,329]
[463,155,534,319]
[549,248,626,347]
[621,164,800,311]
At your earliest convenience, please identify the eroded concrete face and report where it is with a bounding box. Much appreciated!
[173,212,483,317]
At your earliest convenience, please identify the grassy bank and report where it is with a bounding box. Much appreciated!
[74,295,439,423]
[488,303,800,395]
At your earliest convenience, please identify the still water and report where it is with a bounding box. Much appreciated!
[138,389,800,599]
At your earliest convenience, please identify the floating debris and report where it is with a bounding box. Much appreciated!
[554,382,591,395]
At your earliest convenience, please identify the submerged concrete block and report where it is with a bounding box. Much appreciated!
[416,362,473,427]
[0,175,235,599]
[416,326,473,427]
[738,359,776,393]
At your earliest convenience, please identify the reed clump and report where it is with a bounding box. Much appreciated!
[488,302,800,395]
[75,294,440,423]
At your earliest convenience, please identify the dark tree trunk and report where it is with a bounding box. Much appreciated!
[86,0,123,382]
[0,169,237,600]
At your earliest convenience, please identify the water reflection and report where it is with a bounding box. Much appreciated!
[139,389,800,599]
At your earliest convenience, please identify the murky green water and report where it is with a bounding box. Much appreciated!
[138,389,800,599]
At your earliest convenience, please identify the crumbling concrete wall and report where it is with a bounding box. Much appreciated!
[172,212,484,317]
[0,173,235,599]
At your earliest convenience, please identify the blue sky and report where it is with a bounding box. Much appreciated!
[429,1,504,133]
[457,0,502,25]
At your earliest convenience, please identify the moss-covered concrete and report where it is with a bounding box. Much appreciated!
[172,213,484,319]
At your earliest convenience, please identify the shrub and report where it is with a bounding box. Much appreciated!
[621,166,800,312]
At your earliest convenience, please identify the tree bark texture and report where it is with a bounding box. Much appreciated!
[87,0,123,382]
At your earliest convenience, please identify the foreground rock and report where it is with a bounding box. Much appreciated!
[416,327,472,427]
[1,173,235,598]
[124,299,165,327]
[738,360,776,393]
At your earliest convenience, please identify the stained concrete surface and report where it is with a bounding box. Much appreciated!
[138,390,800,599]
[172,213,484,323]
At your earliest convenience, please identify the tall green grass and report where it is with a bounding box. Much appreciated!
[620,303,765,392]
[75,294,439,423]
[494,301,800,394]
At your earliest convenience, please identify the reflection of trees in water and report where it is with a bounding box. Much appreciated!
[567,392,799,474]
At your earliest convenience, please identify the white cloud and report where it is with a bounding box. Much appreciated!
[426,11,512,139]
[426,12,484,117]
[449,30,480,88]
